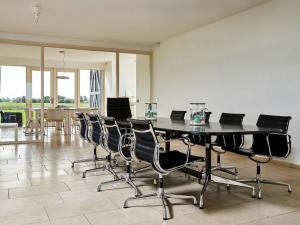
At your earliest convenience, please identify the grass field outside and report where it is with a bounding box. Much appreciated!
[0,102,89,126]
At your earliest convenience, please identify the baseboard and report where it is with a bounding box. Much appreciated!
[271,159,300,169]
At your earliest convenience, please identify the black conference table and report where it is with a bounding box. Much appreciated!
[137,117,280,208]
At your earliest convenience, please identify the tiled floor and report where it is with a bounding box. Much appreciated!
[1,131,300,225]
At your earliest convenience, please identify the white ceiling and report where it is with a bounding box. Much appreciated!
[0,0,270,47]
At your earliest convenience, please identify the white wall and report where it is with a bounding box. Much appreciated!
[119,55,136,98]
[153,0,300,165]
[136,55,151,117]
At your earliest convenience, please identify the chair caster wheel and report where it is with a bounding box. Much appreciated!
[288,187,292,192]
[97,186,101,192]
[163,218,168,221]
[82,174,86,178]
[123,206,128,208]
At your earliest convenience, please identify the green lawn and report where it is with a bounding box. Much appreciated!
[0,102,89,126]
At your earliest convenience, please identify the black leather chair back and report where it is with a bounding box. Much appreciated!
[86,113,103,146]
[76,112,89,141]
[170,110,186,120]
[107,97,132,120]
[102,117,120,153]
[216,113,245,148]
[256,114,291,133]
[130,119,157,164]
[205,111,212,123]
[252,114,292,157]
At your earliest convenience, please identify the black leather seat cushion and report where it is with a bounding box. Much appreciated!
[158,150,204,170]
[231,147,254,156]
[122,146,132,158]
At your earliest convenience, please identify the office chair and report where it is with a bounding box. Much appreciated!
[97,116,142,196]
[123,119,203,220]
[107,97,132,120]
[236,114,292,199]
[170,110,186,120]
[210,113,245,177]
[71,113,106,178]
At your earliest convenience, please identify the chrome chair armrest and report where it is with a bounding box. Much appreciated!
[266,133,291,158]
[154,137,192,174]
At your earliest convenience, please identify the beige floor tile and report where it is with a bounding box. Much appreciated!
[0,193,63,211]
[0,206,49,225]
[0,179,31,189]
[27,215,90,225]
[18,170,68,180]
[86,207,162,225]
[0,189,8,200]
[45,197,118,220]
[242,213,300,225]
[0,173,18,182]
[30,174,82,186]
[9,183,70,199]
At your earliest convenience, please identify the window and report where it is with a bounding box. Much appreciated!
[79,70,90,108]
[32,70,51,107]
[57,71,75,107]
[0,66,26,106]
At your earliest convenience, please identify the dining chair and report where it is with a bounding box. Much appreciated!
[44,108,65,135]
[210,113,245,178]
[106,97,132,120]
[123,119,203,220]
[235,114,292,199]
[23,108,40,136]
[71,113,107,178]
[97,116,149,196]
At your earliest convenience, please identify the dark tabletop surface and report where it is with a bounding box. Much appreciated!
[121,117,281,135]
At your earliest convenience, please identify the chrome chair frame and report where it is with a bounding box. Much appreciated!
[98,118,152,196]
[237,132,292,199]
[210,134,244,178]
[123,121,197,220]
[71,113,107,178]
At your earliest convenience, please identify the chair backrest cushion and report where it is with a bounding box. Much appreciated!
[102,117,120,153]
[216,113,245,148]
[76,112,89,141]
[130,119,156,164]
[252,114,292,157]
[86,113,102,145]
[256,114,291,133]
[170,110,186,120]
[107,98,132,120]
[46,108,65,121]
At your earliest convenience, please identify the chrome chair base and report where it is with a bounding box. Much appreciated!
[97,172,142,196]
[71,156,107,178]
[97,163,156,196]
[211,163,238,178]
[237,176,292,199]
[199,174,256,209]
[123,175,197,220]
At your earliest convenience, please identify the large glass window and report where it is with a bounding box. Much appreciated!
[79,70,90,108]
[57,71,75,107]
[32,70,51,107]
[0,66,26,107]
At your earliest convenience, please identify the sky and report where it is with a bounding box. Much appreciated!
[0,66,90,99]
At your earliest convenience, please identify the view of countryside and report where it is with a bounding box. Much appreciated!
[0,66,90,125]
